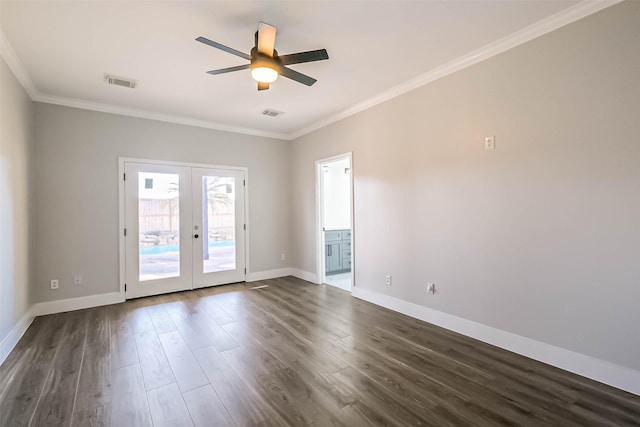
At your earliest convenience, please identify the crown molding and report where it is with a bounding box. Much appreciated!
[286,0,623,140]
[1,30,288,140]
[32,92,289,140]
[0,30,38,99]
[3,1,623,142]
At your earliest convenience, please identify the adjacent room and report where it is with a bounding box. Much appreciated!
[1,1,639,425]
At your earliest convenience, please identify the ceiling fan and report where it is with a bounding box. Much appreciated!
[196,22,329,91]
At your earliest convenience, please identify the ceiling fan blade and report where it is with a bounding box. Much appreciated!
[206,64,250,75]
[196,36,250,60]
[257,22,277,56]
[257,82,270,91]
[280,66,317,86]
[278,49,329,66]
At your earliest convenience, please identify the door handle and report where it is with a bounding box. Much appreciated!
[194,234,199,239]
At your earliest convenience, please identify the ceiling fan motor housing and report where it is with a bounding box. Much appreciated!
[250,48,282,72]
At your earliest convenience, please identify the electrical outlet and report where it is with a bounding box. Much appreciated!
[485,136,495,150]
[73,274,82,286]
[385,275,392,286]
[281,253,286,261]
[427,283,436,294]
[50,279,59,290]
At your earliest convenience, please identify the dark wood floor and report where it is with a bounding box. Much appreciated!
[1,277,639,426]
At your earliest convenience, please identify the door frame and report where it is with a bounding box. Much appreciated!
[315,152,354,291]
[118,157,250,298]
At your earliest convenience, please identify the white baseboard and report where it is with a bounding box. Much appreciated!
[33,292,125,316]
[245,268,322,284]
[352,287,640,396]
[290,268,320,284]
[0,308,36,366]
[246,268,294,282]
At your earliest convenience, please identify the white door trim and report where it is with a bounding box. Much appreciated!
[118,157,249,299]
[315,152,354,291]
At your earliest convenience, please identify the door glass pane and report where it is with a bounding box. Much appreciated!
[202,176,235,273]
[138,172,180,281]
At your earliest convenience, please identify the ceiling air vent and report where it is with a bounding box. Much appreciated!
[262,109,284,118]
[104,74,137,89]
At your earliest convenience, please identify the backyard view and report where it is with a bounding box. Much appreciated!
[137,172,236,281]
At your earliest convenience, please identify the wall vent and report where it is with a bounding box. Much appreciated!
[262,109,284,117]
[104,74,137,89]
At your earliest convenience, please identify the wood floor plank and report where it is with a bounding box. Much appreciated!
[226,292,315,347]
[73,306,111,414]
[146,303,177,334]
[134,328,175,391]
[2,276,640,426]
[249,282,352,340]
[163,300,198,320]
[183,384,233,427]
[122,299,156,334]
[348,328,493,389]
[222,320,355,412]
[197,295,236,325]
[570,394,640,427]
[223,318,347,376]
[109,304,139,370]
[193,344,279,426]
[333,333,524,425]
[332,366,436,426]
[221,341,352,426]
[220,344,313,425]
[164,307,214,351]
[110,364,152,427]
[158,330,208,392]
[29,311,88,426]
[147,383,194,427]
[70,403,111,427]
[242,289,342,345]
[189,312,239,352]
[261,281,356,334]
[0,315,68,427]
[380,321,591,417]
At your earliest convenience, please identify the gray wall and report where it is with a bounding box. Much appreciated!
[33,104,291,302]
[291,1,640,371]
[0,56,34,342]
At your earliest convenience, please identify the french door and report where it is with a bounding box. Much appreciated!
[124,161,246,299]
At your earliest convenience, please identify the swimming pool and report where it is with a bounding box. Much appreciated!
[140,240,234,254]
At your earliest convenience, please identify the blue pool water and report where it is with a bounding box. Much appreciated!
[140,240,234,255]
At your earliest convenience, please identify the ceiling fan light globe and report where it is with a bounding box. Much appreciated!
[251,66,279,83]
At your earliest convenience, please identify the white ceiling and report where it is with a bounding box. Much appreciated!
[2,0,603,139]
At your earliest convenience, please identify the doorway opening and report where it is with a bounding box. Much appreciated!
[316,153,353,292]
[119,159,247,299]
